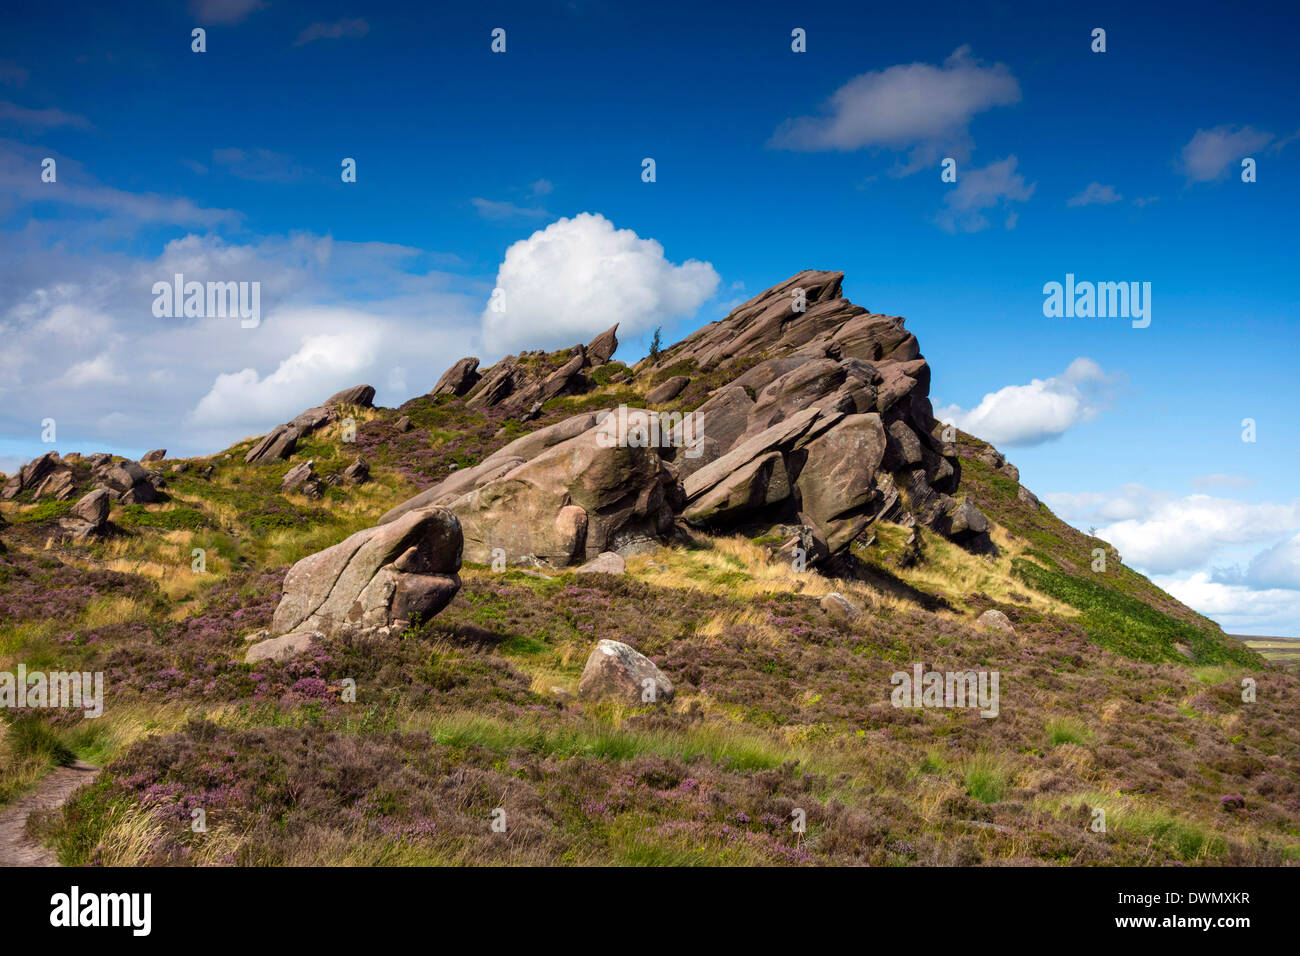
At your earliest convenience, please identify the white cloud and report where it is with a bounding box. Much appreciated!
[0,229,483,457]
[1243,533,1300,590]
[1178,125,1274,183]
[58,354,126,387]
[189,324,382,430]
[481,212,719,353]
[770,46,1020,171]
[935,156,1034,233]
[1067,182,1122,206]
[1154,572,1300,637]
[1098,497,1300,574]
[1043,483,1171,525]
[935,357,1110,446]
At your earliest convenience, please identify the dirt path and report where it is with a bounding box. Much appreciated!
[0,762,98,867]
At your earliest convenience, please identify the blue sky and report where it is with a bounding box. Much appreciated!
[2,0,1298,633]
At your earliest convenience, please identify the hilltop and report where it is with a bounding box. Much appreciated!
[0,271,1295,867]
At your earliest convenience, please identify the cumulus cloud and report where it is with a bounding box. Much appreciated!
[935,357,1111,446]
[1154,572,1300,637]
[1178,125,1274,183]
[0,229,483,457]
[481,212,719,354]
[1243,534,1300,590]
[1067,182,1122,206]
[189,323,382,429]
[294,19,370,47]
[770,46,1020,171]
[1043,484,1171,526]
[935,156,1034,233]
[1098,497,1300,575]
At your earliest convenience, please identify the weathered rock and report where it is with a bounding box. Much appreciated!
[379,413,600,525]
[574,551,626,575]
[393,415,412,433]
[465,361,527,409]
[577,639,673,704]
[1017,486,1040,510]
[795,413,887,551]
[141,449,166,463]
[58,488,112,540]
[431,357,481,397]
[32,467,75,501]
[271,506,463,636]
[288,405,336,434]
[281,461,316,492]
[446,417,677,566]
[586,324,619,365]
[342,458,370,484]
[325,384,376,408]
[820,592,861,623]
[682,451,788,524]
[977,609,1015,635]
[245,424,298,464]
[3,452,60,499]
[646,376,690,404]
[245,631,321,664]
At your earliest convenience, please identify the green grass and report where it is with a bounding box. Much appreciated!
[963,752,1012,804]
[1013,558,1259,666]
[1046,717,1093,747]
[116,505,210,531]
[10,500,72,523]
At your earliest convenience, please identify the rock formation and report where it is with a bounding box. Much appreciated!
[270,506,463,638]
[381,269,993,567]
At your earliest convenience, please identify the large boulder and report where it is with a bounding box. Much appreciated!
[586,324,619,365]
[444,415,677,566]
[379,413,601,525]
[58,488,112,541]
[646,376,690,404]
[431,357,481,397]
[245,424,299,464]
[325,384,375,408]
[577,639,674,704]
[2,451,60,500]
[271,507,463,636]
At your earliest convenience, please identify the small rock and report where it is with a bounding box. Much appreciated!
[281,461,316,493]
[577,639,673,704]
[977,609,1015,635]
[1017,486,1040,510]
[245,631,322,664]
[819,592,861,623]
[141,449,167,463]
[342,458,370,484]
[574,551,626,575]
[394,415,412,433]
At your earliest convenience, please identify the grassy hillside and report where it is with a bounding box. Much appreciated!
[2,384,1296,867]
